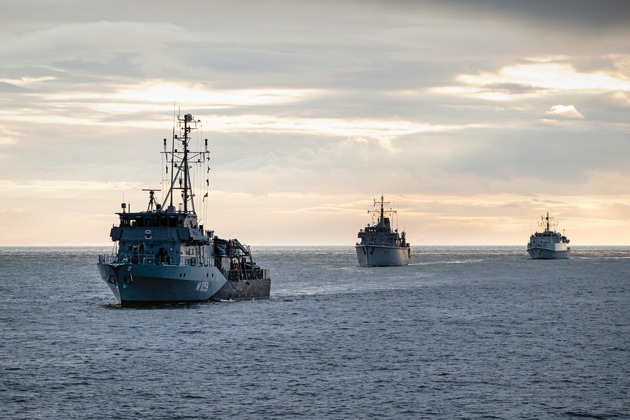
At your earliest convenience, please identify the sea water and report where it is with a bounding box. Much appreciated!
[1,246,628,419]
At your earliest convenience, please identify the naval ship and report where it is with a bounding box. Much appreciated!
[527,211,571,259]
[356,195,411,266]
[97,113,271,306]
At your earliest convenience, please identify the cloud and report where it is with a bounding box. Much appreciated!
[0,76,57,87]
[393,0,630,33]
[544,105,585,119]
[0,21,185,63]
[0,125,19,146]
[0,179,141,197]
[1,1,629,245]
[434,59,630,101]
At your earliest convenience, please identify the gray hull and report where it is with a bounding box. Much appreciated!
[527,247,570,260]
[97,262,270,306]
[213,277,271,301]
[356,245,411,267]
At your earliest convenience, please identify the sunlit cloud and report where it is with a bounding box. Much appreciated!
[0,76,57,87]
[0,111,481,143]
[109,80,322,108]
[0,179,140,197]
[35,80,324,115]
[430,85,533,101]
[495,63,630,90]
[612,91,630,105]
[0,80,327,129]
[0,125,19,145]
[203,115,481,140]
[434,59,630,101]
[544,104,585,119]
[0,75,483,141]
[0,110,102,127]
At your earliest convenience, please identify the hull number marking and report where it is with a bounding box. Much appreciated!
[196,281,209,292]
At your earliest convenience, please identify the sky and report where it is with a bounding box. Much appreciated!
[1,0,629,246]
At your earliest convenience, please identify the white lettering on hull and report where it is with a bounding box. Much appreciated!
[196,281,209,292]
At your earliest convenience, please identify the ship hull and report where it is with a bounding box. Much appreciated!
[356,245,411,267]
[97,262,270,306]
[213,277,272,301]
[527,247,570,260]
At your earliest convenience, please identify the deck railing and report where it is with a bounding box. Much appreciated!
[98,252,215,267]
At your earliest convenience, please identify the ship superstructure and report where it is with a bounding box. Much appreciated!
[97,113,270,305]
[356,195,411,267]
[527,211,571,259]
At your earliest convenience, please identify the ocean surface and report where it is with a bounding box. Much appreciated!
[1,246,629,419]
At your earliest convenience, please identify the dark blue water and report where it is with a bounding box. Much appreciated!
[1,246,629,419]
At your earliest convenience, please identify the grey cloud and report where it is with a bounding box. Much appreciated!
[437,128,629,190]
[482,83,544,95]
[0,82,29,93]
[0,21,189,76]
[381,0,630,31]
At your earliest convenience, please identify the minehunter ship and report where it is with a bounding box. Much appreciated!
[97,113,271,306]
[356,195,411,267]
[527,211,571,259]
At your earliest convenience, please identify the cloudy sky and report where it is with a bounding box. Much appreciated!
[1,0,629,246]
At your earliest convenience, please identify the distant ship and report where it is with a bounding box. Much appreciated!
[356,195,411,266]
[97,113,271,306]
[527,211,571,259]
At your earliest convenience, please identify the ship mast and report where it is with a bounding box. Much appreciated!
[161,113,209,215]
[182,114,192,213]
[369,194,395,228]
[540,211,559,233]
[379,195,385,223]
[545,211,550,233]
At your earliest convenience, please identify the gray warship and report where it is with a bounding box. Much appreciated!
[527,211,571,259]
[356,194,411,266]
[97,113,271,306]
